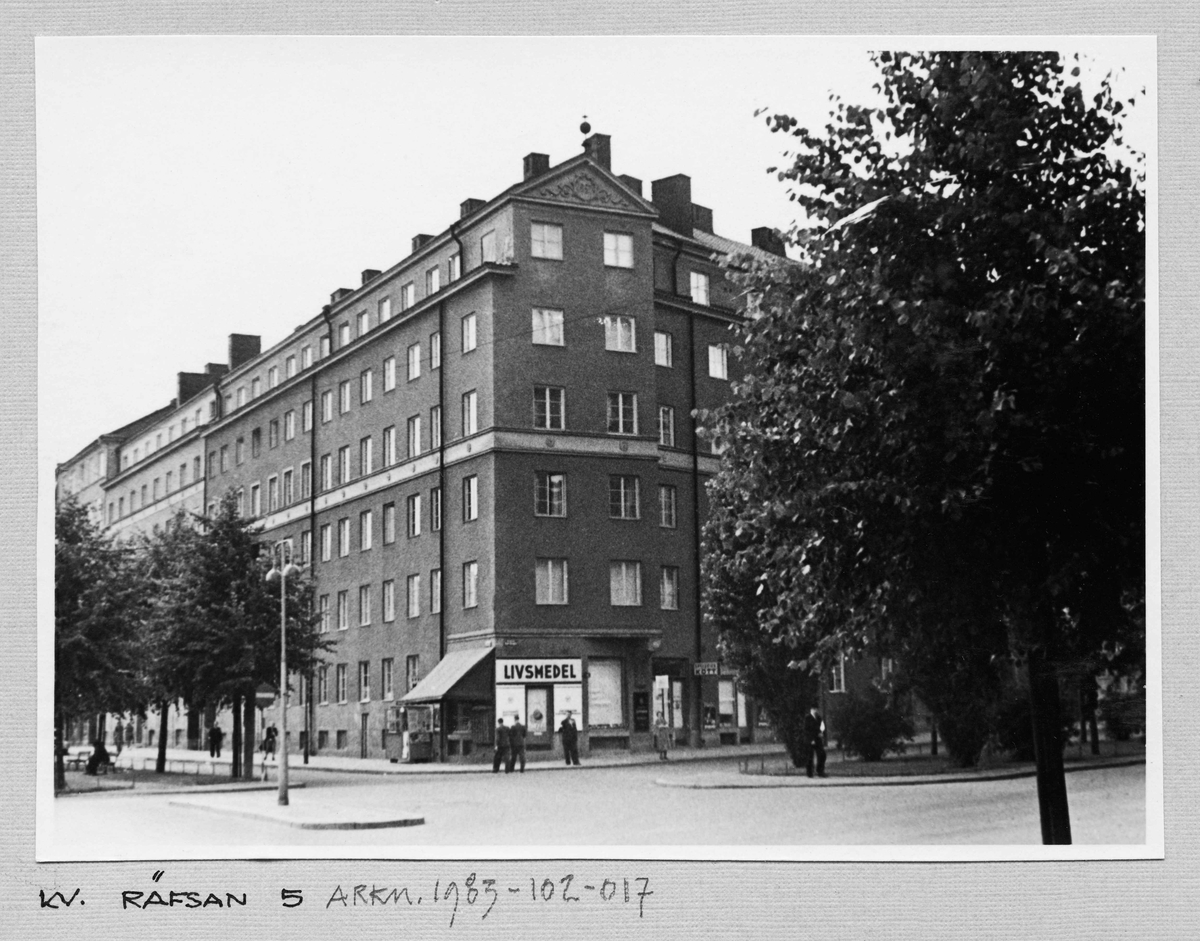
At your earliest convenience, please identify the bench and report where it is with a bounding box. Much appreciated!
[66,750,120,774]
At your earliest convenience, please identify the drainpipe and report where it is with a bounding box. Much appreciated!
[687,291,704,748]
[306,303,334,763]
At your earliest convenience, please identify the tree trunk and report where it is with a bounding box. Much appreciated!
[243,694,256,781]
[1028,648,1072,844]
[54,709,66,792]
[231,694,242,779]
[155,700,169,773]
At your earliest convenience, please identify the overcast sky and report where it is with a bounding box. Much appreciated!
[37,35,1153,469]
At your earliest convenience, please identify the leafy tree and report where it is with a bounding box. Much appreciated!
[54,497,148,789]
[831,686,914,762]
[703,52,1144,843]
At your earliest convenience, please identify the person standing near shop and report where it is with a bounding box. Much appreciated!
[654,711,672,760]
[804,705,827,778]
[559,710,580,766]
[209,723,224,758]
[112,719,124,757]
[508,717,527,773]
[492,717,511,774]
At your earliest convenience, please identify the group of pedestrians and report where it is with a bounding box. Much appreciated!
[492,710,583,773]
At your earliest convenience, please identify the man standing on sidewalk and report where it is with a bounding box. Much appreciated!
[493,717,511,773]
[804,706,827,778]
[508,717,527,773]
[559,710,580,766]
[209,724,224,758]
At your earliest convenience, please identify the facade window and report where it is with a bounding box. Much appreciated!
[660,566,680,610]
[407,415,422,458]
[339,380,351,414]
[407,574,421,618]
[403,342,421,382]
[480,230,496,264]
[400,282,415,311]
[318,595,330,633]
[267,476,279,512]
[531,307,565,346]
[284,410,295,441]
[383,355,396,391]
[431,487,442,531]
[268,366,279,389]
[360,508,373,551]
[830,653,847,693]
[320,524,332,562]
[449,253,461,281]
[358,661,371,701]
[300,529,311,565]
[426,265,440,295]
[286,355,296,378]
[165,471,173,493]
[249,483,261,517]
[406,654,421,692]
[430,405,442,448]
[337,591,349,631]
[300,461,312,498]
[604,315,637,352]
[338,445,351,484]
[378,296,392,323]
[407,494,422,538]
[360,368,374,403]
[303,400,313,431]
[462,561,479,608]
[302,345,313,369]
[690,271,711,306]
[339,322,351,347]
[357,310,369,337]
[282,468,294,505]
[235,489,245,517]
[430,331,441,369]
[219,445,229,472]
[320,453,332,491]
[235,437,245,465]
[462,475,478,522]
[535,471,566,517]
[610,561,643,606]
[533,386,565,430]
[530,222,563,260]
[382,658,394,700]
[708,344,729,380]
[338,517,350,558]
[237,386,247,407]
[251,428,262,457]
[603,232,634,268]
[607,392,638,435]
[269,420,280,449]
[609,475,640,519]
[535,558,569,605]
[207,452,216,479]
[360,435,373,476]
[358,585,371,627]
[317,665,329,704]
[659,484,678,528]
[462,390,478,436]
[383,425,396,466]
[320,336,331,359]
[336,663,348,702]
[588,658,625,728]
[152,477,160,501]
[252,377,262,399]
[461,313,477,353]
[654,331,673,367]
[321,390,333,423]
[383,502,396,544]
[382,581,395,622]
[658,406,676,447]
[430,569,442,614]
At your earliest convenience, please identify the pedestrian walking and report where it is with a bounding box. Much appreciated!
[559,710,580,766]
[209,724,225,758]
[260,725,277,781]
[126,723,135,750]
[804,705,827,778]
[508,718,527,773]
[492,717,511,773]
[112,719,124,757]
[654,711,672,760]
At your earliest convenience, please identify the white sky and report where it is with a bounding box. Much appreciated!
[36,36,1154,468]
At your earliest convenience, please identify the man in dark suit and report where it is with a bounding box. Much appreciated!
[559,710,580,766]
[804,705,827,778]
[507,718,527,773]
[492,717,510,773]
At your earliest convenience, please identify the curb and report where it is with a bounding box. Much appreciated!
[168,796,424,830]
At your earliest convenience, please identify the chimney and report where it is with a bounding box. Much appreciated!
[228,334,261,369]
[582,133,611,170]
[751,227,788,257]
[523,153,550,181]
[460,198,486,218]
[692,204,713,234]
[651,174,693,235]
[618,174,642,198]
[330,287,353,304]
[412,234,435,253]
[177,371,216,405]
[205,363,228,378]
[361,269,381,285]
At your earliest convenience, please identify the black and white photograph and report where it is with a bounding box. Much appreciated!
[37,34,1157,863]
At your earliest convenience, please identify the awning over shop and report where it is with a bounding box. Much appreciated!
[400,646,494,704]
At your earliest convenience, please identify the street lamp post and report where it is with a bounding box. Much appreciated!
[265,546,301,807]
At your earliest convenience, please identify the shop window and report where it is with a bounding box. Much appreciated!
[588,659,624,728]
[336,730,348,749]
[719,679,736,728]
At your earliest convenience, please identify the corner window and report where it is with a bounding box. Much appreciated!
[604,232,634,268]
[658,406,675,447]
[531,222,563,260]
[462,390,478,436]
[463,561,479,608]
[462,475,478,522]
[407,494,422,538]
[533,386,565,430]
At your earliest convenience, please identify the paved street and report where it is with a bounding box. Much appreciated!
[48,755,1144,852]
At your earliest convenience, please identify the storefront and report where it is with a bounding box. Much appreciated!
[400,645,495,761]
[495,657,583,751]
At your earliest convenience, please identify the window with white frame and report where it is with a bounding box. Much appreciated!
[236,387,245,408]
[339,380,351,414]
[462,390,477,436]
[609,475,640,519]
[336,591,349,631]
[360,368,373,403]
[382,581,395,622]
[320,524,332,562]
[300,461,312,498]
[321,391,333,423]
[338,445,350,484]
[610,560,642,606]
[531,307,565,346]
[357,311,369,336]
[401,282,415,311]
[358,585,371,626]
[461,313,477,353]
[267,476,279,512]
[360,509,373,551]
[535,558,569,605]
[659,484,678,528]
[604,315,637,352]
[407,415,422,458]
[462,561,478,608]
[320,453,332,491]
[407,343,421,381]
[430,331,441,369]
[335,663,347,702]
[339,323,351,347]
[603,232,634,268]
[607,392,638,435]
[480,230,496,264]
[430,569,442,613]
[462,475,478,522]
[382,658,394,700]
[383,425,396,466]
[431,486,442,531]
[660,566,680,610]
[406,654,421,691]
[320,336,331,358]
[654,330,673,367]
[383,355,396,391]
[407,493,421,538]
[267,366,278,389]
[250,483,261,517]
[531,222,563,260]
[708,344,729,380]
[690,271,711,306]
[303,400,313,431]
[378,296,392,323]
[318,594,330,633]
[426,265,440,295]
[449,253,461,282]
[359,435,373,476]
[383,502,396,544]
[300,529,310,564]
[533,386,565,430]
[338,517,350,558]
[301,345,312,369]
[284,410,295,441]
[430,405,442,448]
[251,377,261,399]
[535,471,566,517]
[358,661,371,701]
[659,406,676,447]
[407,574,421,618]
[317,664,329,703]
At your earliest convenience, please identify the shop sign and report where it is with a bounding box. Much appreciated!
[496,658,582,683]
[693,662,720,676]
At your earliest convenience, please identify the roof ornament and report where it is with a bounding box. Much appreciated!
[580,116,591,136]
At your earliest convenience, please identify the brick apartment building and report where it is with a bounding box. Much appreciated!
[58,133,805,761]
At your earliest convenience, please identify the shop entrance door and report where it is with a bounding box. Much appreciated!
[526,686,551,746]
